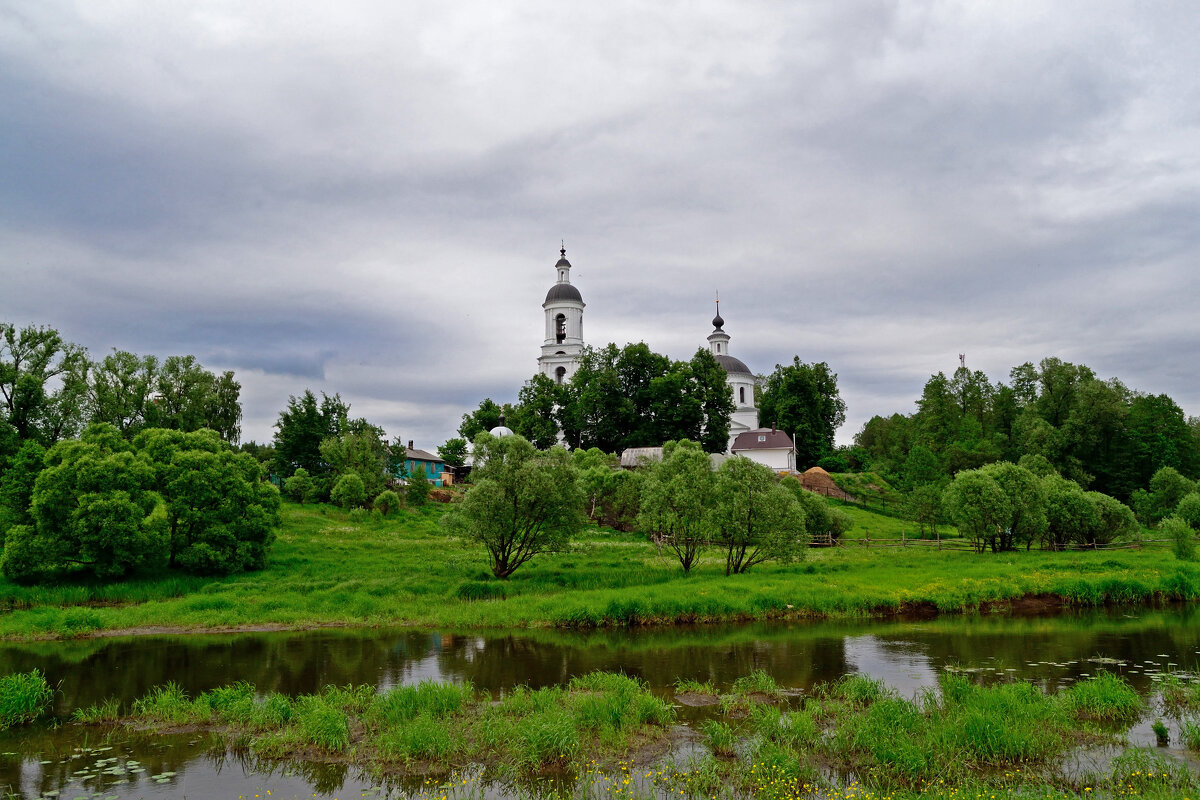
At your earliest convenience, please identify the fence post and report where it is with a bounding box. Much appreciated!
[902,529,907,547]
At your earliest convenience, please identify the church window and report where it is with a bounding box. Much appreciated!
[739,386,746,404]
[555,313,566,344]
[555,366,566,384]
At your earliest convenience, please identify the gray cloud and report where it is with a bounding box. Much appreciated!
[2,1,1198,451]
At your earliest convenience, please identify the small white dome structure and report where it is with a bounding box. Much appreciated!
[489,413,515,437]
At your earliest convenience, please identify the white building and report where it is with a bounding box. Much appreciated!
[536,246,586,385]
[731,428,797,471]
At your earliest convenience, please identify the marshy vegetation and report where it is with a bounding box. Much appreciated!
[18,668,1200,799]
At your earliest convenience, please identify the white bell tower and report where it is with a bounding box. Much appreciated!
[537,244,586,384]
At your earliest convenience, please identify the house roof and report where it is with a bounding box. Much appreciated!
[619,447,663,468]
[407,448,444,463]
[731,429,795,451]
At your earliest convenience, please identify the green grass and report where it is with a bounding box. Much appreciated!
[0,668,54,728]
[1,501,1198,640]
[67,669,1191,799]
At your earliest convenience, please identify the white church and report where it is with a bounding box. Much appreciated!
[534,246,796,469]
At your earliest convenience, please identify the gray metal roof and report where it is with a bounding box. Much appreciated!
[714,353,752,375]
[407,448,444,463]
[545,282,583,303]
[731,429,794,451]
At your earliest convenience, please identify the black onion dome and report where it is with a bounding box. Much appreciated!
[715,354,752,375]
[545,283,583,303]
[712,312,725,329]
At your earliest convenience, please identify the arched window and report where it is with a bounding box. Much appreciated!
[555,313,566,344]
[739,386,746,404]
[555,366,566,384]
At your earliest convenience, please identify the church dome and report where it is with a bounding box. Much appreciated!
[714,353,753,376]
[712,312,725,329]
[489,414,515,437]
[545,282,583,303]
[556,255,571,268]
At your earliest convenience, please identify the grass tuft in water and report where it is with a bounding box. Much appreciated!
[1060,670,1143,722]
[0,669,54,728]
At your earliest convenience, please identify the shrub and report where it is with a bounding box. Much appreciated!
[331,473,366,509]
[1177,492,1200,531]
[284,468,314,503]
[407,465,431,507]
[0,669,54,729]
[1165,516,1196,561]
[374,489,403,516]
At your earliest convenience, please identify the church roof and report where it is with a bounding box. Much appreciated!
[714,353,753,375]
[731,429,794,451]
[545,282,583,303]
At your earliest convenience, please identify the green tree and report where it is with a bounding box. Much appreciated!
[331,473,367,509]
[1086,491,1139,546]
[782,479,851,543]
[1148,467,1197,524]
[978,461,1047,551]
[0,440,45,545]
[272,390,350,484]
[942,469,1011,553]
[2,423,167,582]
[437,438,469,469]
[758,358,846,469]
[1175,492,1200,531]
[144,355,242,443]
[900,445,943,490]
[458,398,509,442]
[283,467,315,503]
[510,374,563,449]
[0,322,90,445]
[638,440,715,574]
[710,457,806,575]
[906,484,945,539]
[134,427,281,574]
[1042,475,1099,550]
[407,465,431,507]
[320,422,389,500]
[443,433,583,579]
[87,350,158,438]
[687,348,736,454]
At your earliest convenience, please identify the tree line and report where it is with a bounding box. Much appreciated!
[459,342,846,467]
[0,322,273,584]
[855,357,1199,503]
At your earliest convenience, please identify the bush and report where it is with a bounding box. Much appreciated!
[407,465,431,507]
[374,490,403,516]
[284,468,314,503]
[0,669,54,729]
[1165,516,1195,561]
[1177,492,1200,531]
[331,473,366,509]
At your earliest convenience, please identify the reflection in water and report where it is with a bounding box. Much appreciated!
[2,606,1200,798]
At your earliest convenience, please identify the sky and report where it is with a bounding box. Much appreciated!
[3,1,1198,449]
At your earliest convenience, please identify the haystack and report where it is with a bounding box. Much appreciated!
[800,466,856,501]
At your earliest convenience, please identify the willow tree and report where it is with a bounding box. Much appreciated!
[443,433,582,579]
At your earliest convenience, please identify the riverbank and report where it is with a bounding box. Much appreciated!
[1,504,1197,641]
[50,670,1200,799]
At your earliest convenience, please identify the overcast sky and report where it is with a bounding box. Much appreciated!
[3,1,1198,449]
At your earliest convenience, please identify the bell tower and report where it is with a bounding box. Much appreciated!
[537,244,586,384]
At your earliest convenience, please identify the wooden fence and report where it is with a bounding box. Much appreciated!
[809,533,1178,552]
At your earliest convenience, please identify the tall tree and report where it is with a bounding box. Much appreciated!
[458,398,510,442]
[87,350,158,438]
[510,374,563,449]
[758,358,846,469]
[0,322,90,446]
[271,390,350,480]
[637,440,715,574]
[145,355,242,443]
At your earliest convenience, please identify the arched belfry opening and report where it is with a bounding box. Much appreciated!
[555,366,566,384]
[555,313,566,344]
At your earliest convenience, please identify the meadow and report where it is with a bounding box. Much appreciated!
[0,501,1197,641]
